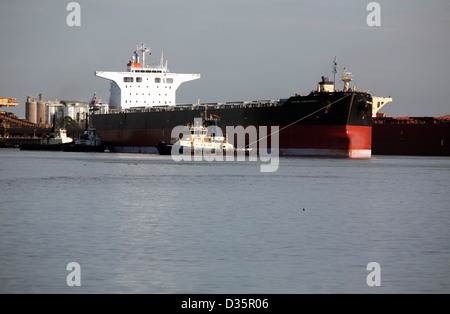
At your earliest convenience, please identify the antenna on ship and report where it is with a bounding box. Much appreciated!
[137,43,150,67]
[341,67,353,92]
[333,57,338,91]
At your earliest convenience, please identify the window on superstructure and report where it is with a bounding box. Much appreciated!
[124,77,133,83]
[155,78,161,83]
[166,78,173,84]
[136,77,142,83]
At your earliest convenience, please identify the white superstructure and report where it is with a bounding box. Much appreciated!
[42,129,73,145]
[371,96,393,117]
[95,43,200,109]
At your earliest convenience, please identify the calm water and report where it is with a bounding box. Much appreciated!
[0,149,449,294]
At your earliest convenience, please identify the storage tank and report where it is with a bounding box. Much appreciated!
[25,96,37,124]
[36,93,46,125]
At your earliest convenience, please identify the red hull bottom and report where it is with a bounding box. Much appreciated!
[97,125,372,159]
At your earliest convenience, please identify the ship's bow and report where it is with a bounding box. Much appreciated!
[278,91,372,158]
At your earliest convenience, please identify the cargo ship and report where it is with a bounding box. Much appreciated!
[90,44,390,158]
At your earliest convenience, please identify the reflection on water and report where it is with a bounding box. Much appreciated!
[0,150,449,293]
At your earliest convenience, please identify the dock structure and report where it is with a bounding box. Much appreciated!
[0,111,78,148]
[0,98,19,108]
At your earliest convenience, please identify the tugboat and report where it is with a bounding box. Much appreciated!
[156,113,239,156]
[20,116,73,151]
[63,128,105,152]
[63,106,106,152]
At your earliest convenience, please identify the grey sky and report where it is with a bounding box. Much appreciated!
[0,0,449,117]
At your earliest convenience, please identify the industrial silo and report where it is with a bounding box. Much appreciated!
[36,93,46,125]
[25,96,37,124]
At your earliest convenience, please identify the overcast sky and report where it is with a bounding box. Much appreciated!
[0,0,449,117]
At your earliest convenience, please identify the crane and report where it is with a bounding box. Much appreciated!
[0,98,19,107]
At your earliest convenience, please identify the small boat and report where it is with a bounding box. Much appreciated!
[20,128,73,151]
[63,128,106,152]
[156,114,252,156]
[63,108,107,153]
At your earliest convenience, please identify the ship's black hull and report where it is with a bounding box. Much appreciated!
[91,91,373,158]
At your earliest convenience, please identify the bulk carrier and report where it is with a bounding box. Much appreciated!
[90,44,391,158]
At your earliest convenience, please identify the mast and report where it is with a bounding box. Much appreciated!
[333,57,338,91]
[341,67,353,92]
[137,43,150,67]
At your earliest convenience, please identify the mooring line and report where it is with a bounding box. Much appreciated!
[247,93,352,147]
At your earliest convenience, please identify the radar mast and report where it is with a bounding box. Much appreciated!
[341,67,353,91]
[332,57,338,91]
[137,43,150,67]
